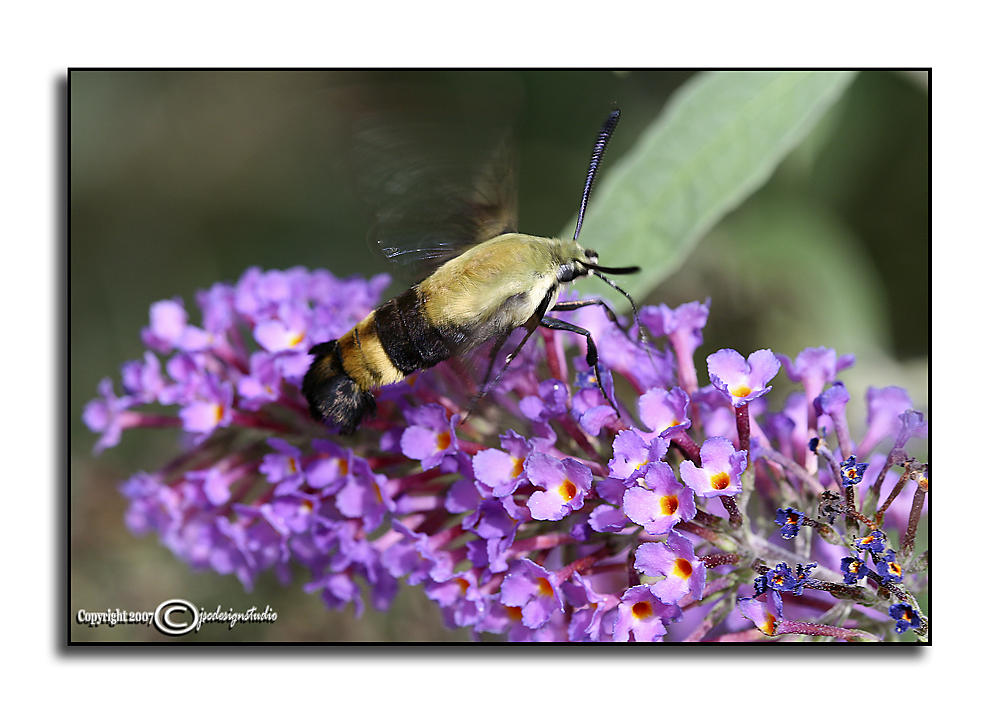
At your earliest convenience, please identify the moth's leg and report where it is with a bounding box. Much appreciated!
[552,292,655,371]
[549,298,627,333]
[461,328,535,424]
[588,272,656,362]
[478,336,508,398]
[539,315,620,418]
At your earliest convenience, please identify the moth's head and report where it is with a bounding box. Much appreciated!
[554,240,638,284]
[554,240,598,283]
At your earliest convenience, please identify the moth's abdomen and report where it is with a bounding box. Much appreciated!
[301,339,376,434]
[302,288,458,432]
[374,287,454,371]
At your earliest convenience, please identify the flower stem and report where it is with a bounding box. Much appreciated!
[776,620,878,642]
[702,552,742,569]
[875,473,910,525]
[900,476,927,562]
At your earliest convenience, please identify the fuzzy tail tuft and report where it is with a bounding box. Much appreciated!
[302,340,376,434]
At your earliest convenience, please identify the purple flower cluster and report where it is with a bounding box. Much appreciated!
[84,267,928,642]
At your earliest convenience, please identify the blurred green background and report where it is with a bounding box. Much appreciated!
[69,70,928,642]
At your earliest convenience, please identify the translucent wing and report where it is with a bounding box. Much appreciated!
[347,76,521,281]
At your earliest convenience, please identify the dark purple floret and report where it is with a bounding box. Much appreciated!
[888,603,921,634]
[840,556,870,584]
[774,507,805,540]
[839,455,869,486]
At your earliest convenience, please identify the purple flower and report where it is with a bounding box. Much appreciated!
[608,428,669,485]
[893,409,928,452]
[764,562,816,596]
[875,550,904,583]
[564,574,617,641]
[141,298,188,352]
[465,499,522,574]
[815,382,853,454]
[120,351,166,403]
[622,462,696,535]
[195,282,236,333]
[588,503,631,534]
[570,367,620,435]
[707,348,780,407]
[253,490,321,535]
[639,299,709,395]
[692,386,739,441]
[679,437,747,498]
[774,507,805,540]
[854,529,887,554]
[524,453,591,521]
[737,590,783,636]
[839,455,869,487]
[840,556,870,585]
[425,572,486,629]
[519,378,569,422]
[305,573,364,616]
[83,377,137,452]
[857,386,913,457]
[178,376,233,435]
[556,294,672,393]
[888,603,922,634]
[613,585,680,642]
[336,461,394,533]
[499,559,564,629]
[304,439,353,490]
[777,347,854,406]
[472,430,531,497]
[585,331,674,394]
[84,261,928,643]
[637,387,692,439]
[382,521,453,585]
[253,307,309,353]
[634,533,706,604]
[260,438,303,487]
[400,404,460,469]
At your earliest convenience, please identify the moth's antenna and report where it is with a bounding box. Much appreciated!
[572,109,621,242]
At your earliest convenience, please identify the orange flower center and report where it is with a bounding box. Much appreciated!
[710,473,731,490]
[631,601,653,619]
[731,385,751,398]
[672,558,693,579]
[436,431,452,451]
[536,578,554,598]
[660,494,679,516]
[558,479,578,501]
[510,456,525,479]
[762,613,777,636]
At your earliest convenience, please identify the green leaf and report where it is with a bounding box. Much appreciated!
[567,70,856,307]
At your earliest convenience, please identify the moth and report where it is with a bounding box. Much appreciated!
[303,109,645,433]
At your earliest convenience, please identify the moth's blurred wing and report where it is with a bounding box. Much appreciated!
[348,79,521,282]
